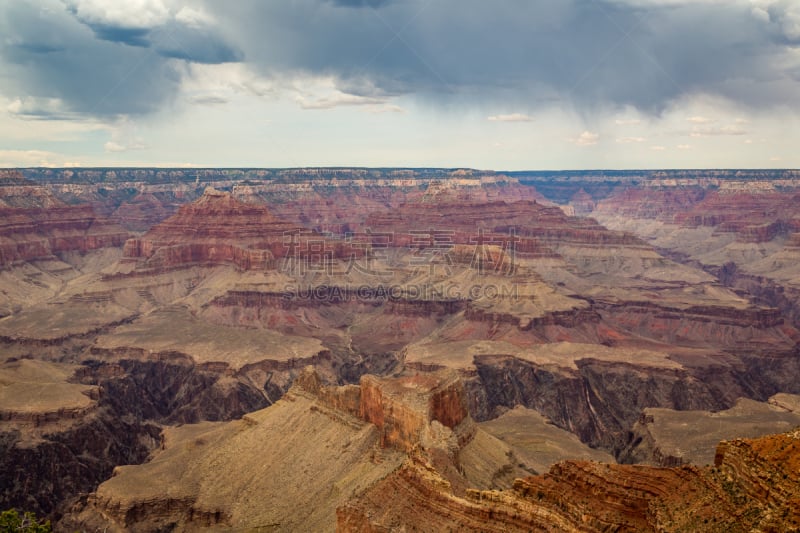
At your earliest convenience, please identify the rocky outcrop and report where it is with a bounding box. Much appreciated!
[340,428,800,532]
[359,373,468,451]
[295,368,469,452]
[60,368,523,532]
[55,364,800,532]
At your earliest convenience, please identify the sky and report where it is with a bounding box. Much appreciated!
[0,0,799,170]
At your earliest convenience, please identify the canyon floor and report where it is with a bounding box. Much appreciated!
[2,168,800,531]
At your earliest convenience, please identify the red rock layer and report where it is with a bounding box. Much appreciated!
[122,188,357,271]
[363,200,641,260]
[0,171,64,209]
[569,188,596,216]
[111,193,175,232]
[594,187,707,221]
[234,175,546,233]
[296,368,468,453]
[360,373,468,451]
[339,429,800,532]
[671,192,799,243]
[0,204,129,266]
[596,187,800,243]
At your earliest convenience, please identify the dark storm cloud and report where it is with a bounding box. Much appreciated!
[9,42,67,54]
[154,21,244,64]
[1,0,798,120]
[70,21,152,47]
[0,1,242,118]
[0,1,182,117]
[327,0,395,8]
[205,0,800,113]
[64,1,242,64]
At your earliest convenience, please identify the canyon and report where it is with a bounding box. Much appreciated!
[1,167,800,531]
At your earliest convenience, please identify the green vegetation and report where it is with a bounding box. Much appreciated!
[0,509,52,532]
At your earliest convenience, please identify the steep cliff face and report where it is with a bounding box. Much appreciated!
[38,363,800,533]
[463,346,800,458]
[620,396,800,467]
[596,301,795,352]
[0,359,162,519]
[359,373,468,451]
[670,191,798,242]
[59,371,396,531]
[61,369,525,532]
[0,204,129,266]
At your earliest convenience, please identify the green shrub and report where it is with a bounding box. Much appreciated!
[0,509,52,533]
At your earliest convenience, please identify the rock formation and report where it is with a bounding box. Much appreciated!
[62,368,800,532]
[121,187,355,272]
[0,204,128,266]
[4,168,800,531]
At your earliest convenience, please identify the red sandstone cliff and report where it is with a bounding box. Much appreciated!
[0,204,129,266]
[338,426,800,532]
[122,187,356,271]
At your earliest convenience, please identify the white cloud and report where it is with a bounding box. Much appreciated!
[0,150,82,168]
[296,93,386,110]
[7,97,80,121]
[752,0,800,41]
[573,131,600,146]
[184,64,277,101]
[65,0,170,29]
[0,96,107,142]
[487,113,534,123]
[615,118,641,126]
[174,6,215,28]
[103,139,146,153]
[291,75,397,111]
[677,144,692,150]
[650,145,667,151]
[751,6,770,23]
[687,116,715,124]
[103,142,129,153]
[690,124,748,137]
[104,117,147,153]
[616,136,646,143]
